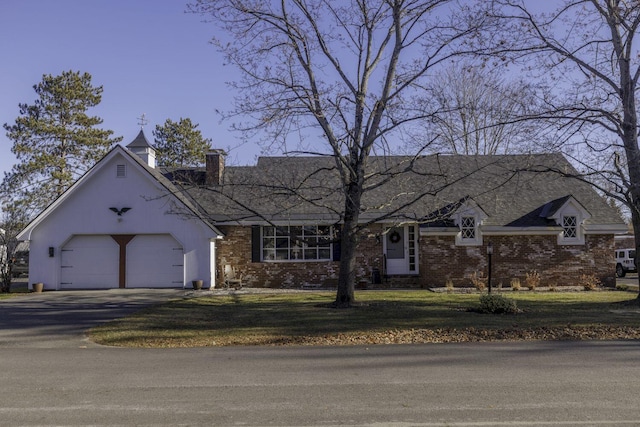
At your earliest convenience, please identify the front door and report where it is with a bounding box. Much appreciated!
[384,225,418,275]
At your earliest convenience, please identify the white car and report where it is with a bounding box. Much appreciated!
[615,248,636,278]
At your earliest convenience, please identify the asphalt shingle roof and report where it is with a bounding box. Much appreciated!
[176,152,625,229]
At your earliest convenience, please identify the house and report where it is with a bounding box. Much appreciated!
[19,130,626,290]
[197,152,626,289]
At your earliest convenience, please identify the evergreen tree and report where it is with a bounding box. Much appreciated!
[152,118,211,167]
[2,70,121,215]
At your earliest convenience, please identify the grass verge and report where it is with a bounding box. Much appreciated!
[0,283,29,299]
[89,290,640,348]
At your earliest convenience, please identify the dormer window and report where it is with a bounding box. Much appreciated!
[562,215,578,239]
[540,196,590,245]
[461,216,476,240]
[453,198,487,246]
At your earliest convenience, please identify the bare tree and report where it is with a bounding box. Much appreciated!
[0,207,27,293]
[423,62,538,155]
[488,0,640,298]
[190,0,489,306]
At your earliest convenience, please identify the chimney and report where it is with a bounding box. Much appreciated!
[206,149,226,185]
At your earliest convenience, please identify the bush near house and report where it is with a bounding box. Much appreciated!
[478,294,519,314]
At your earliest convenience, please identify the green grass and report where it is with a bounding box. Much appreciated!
[89,290,640,348]
[0,282,29,299]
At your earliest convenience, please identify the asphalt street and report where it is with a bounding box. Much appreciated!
[0,290,639,426]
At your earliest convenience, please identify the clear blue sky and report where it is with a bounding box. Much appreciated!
[0,0,260,180]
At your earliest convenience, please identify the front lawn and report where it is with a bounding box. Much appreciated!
[89,290,640,347]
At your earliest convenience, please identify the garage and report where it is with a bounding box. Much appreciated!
[126,234,184,288]
[60,235,119,289]
[60,234,184,289]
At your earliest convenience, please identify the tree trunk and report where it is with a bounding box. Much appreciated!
[335,216,358,307]
[334,175,363,308]
[618,58,640,300]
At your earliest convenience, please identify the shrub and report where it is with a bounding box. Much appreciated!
[617,284,630,292]
[510,278,521,291]
[469,272,487,291]
[579,273,601,291]
[525,270,540,290]
[445,279,454,293]
[478,294,519,314]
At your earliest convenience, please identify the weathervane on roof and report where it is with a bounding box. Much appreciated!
[137,113,148,129]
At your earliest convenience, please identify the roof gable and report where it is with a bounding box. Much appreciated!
[540,195,591,221]
[18,145,221,240]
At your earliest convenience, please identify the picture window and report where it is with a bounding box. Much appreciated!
[261,225,332,261]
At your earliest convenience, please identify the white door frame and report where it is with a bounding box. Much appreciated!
[383,225,418,275]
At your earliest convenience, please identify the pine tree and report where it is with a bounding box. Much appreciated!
[153,118,211,168]
[2,70,121,215]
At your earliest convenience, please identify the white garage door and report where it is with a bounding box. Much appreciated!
[126,234,184,288]
[60,235,119,289]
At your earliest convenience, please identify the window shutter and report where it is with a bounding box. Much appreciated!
[332,225,341,261]
[251,226,261,262]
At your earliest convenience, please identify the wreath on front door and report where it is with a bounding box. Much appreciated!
[389,230,401,243]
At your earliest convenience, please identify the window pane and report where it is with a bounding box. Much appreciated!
[263,227,275,237]
[318,248,331,259]
[304,249,317,260]
[290,226,302,238]
[263,239,275,249]
[317,225,330,236]
[263,249,275,260]
[563,216,577,238]
[461,217,475,239]
[291,246,302,260]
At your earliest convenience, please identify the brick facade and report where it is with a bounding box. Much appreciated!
[420,234,616,288]
[215,225,616,288]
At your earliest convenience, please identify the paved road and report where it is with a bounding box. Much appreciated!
[2,290,640,426]
[1,341,640,426]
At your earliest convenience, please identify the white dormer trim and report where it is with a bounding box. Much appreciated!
[452,199,488,246]
[543,196,591,245]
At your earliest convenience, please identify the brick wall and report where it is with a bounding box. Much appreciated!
[421,234,616,288]
[216,225,616,288]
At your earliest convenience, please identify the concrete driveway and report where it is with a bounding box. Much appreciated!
[0,289,183,348]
